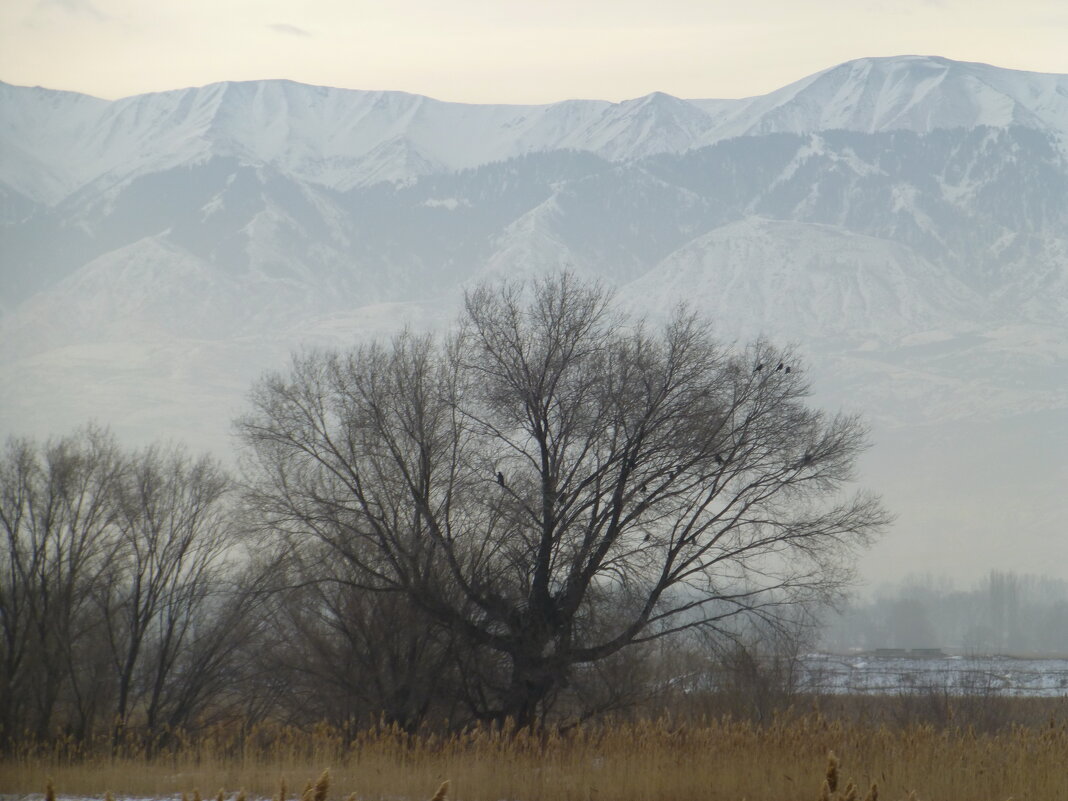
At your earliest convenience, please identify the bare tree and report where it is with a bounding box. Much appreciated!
[239,273,888,726]
[0,426,124,742]
[0,429,257,748]
[254,544,461,731]
[140,564,264,746]
[98,444,236,742]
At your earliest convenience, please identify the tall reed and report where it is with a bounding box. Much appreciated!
[4,714,1066,801]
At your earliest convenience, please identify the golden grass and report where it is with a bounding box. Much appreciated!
[3,715,1067,801]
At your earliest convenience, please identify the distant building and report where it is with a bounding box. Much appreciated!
[909,648,947,658]
[872,648,908,658]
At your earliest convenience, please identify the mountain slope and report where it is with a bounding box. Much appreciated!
[4,125,1065,328]
[693,55,1068,141]
[618,217,986,341]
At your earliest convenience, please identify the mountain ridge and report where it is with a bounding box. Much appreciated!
[6,55,1068,207]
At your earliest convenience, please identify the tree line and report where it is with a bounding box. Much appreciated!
[0,275,888,745]
[822,571,1068,654]
[0,428,256,744]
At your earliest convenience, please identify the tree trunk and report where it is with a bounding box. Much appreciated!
[502,646,566,728]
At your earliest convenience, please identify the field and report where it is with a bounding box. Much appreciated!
[4,705,1068,801]
[797,654,1068,697]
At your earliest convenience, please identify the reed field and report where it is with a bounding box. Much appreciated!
[4,709,1068,801]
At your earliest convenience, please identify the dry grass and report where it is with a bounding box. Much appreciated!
[3,714,1067,800]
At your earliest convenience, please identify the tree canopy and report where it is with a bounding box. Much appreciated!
[238,274,888,725]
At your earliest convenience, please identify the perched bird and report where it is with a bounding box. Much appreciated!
[785,366,791,374]
[776,362,784,371]
[714,453,724,465]
[496,471,506,487]
[753,363,764,373]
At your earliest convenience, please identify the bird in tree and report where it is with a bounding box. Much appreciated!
[497,471,506,487]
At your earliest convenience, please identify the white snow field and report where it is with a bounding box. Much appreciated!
[799,654,1068,697]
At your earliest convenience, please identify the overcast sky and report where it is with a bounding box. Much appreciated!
[2,0,1068,103]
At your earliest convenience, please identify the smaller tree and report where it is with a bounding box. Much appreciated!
[99,444,238,741]
[254,543,461,731]
[0,426,124,742]
[0,428,253,747]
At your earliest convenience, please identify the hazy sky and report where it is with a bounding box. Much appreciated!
[2,0,1068,103]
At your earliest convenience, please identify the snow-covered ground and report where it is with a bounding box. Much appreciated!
[799,654,1068,696]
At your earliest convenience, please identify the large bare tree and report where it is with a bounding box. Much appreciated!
[239,274,888,726]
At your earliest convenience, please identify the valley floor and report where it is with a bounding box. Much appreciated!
[799,653,1068,696]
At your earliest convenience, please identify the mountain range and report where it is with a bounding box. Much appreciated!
[1,54,1066,585]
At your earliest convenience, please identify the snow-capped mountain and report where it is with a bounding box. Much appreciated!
[1,56,1066,584]
[5,55,1068,206]
[691,55,1068,140]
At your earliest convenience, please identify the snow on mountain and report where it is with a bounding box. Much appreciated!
[0,82,110,203]
[692,55,1068,141]
[4,119,1065,336]
[5,56,1068,208]
[0,79,608,202]
[1,57,1067,584]
[565,92,714,161]
[617,217,986,342]
[1,234,355,364]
